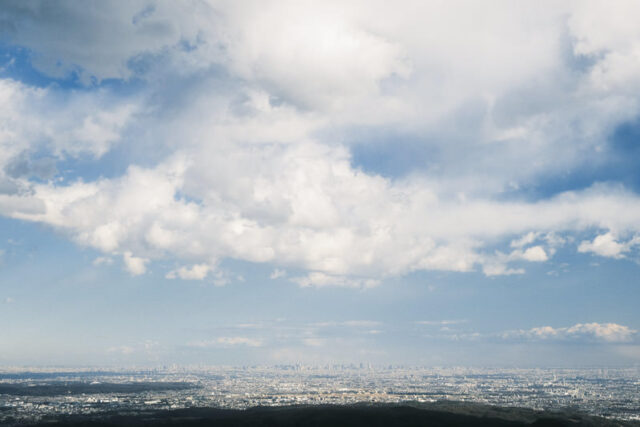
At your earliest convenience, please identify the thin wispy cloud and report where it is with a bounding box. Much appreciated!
[188,337,264,348]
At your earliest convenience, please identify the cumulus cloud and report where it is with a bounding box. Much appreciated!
[166,263,211,280]
[427,322,637,344]
[578,232,640,258]
[0,79,137,162]
[0,77,137,222]
[122,251,148,276]
[520,246,549,262]
[11,147,640,283]
[501,322,637,343]
[2,2,640,284]
[481,244,551,276]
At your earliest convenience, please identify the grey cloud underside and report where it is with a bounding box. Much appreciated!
[2,1,640,285]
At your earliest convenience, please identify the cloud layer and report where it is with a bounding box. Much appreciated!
[2,1,640,285]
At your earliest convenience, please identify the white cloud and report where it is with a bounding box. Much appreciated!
[219,1,410,112]
[166,263,211,280]
[510,232,539,248]
[122,251,148,276]
[502,322,637,343]
[0,79,137,164]
[3,2,640,283]
[291,272,380,288]
[11,153,640,281]
[482,264,525,277]
[578,232,640,258]
[0,77,137,223]
[482,238,557,275]
[521,246,549,262]
[565,323,636,342]
[5,297,14,304]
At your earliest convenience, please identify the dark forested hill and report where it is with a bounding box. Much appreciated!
[20,402,639,427]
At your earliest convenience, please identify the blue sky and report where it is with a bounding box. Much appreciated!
[0,1,639,367]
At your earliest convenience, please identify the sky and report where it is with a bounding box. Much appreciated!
[0,0,639,367]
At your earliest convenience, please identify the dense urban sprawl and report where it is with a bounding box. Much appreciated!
[0,366,638,424]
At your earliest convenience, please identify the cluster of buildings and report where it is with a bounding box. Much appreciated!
[0,366,638,424]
